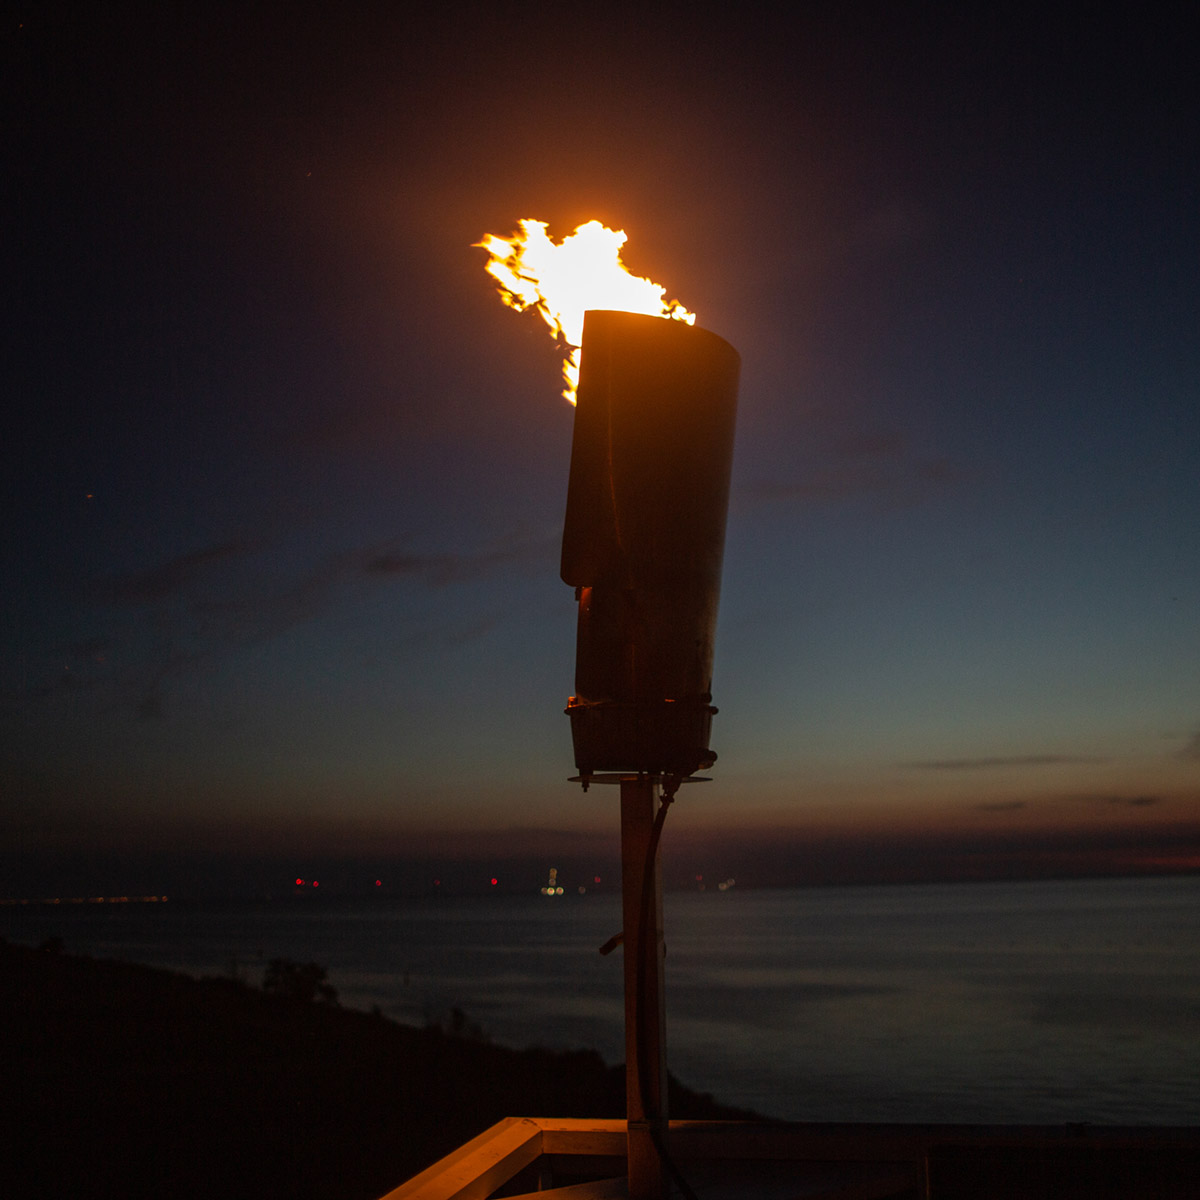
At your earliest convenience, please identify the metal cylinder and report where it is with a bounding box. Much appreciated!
[561,310,740,777]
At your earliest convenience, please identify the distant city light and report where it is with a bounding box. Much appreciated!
[0,895,169,906]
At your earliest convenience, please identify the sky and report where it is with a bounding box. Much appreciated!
[5,3,1199,897]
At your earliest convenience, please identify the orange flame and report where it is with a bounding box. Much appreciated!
[475,219,696,403]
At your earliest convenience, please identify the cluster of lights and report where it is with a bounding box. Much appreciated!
[692,875,737,892]
[538,870,606,895]
[280,873,628,895]
[291,878,384,889]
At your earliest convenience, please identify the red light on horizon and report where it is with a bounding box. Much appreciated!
[312,880,319,888]
[375,879,382,887]
[490,877,498,886]
[295,878,304,886]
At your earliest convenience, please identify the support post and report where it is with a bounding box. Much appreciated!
[620,775,668,1200]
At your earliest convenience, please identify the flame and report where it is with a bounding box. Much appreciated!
[475,219,696,403]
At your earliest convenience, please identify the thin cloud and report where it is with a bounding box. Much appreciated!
[745,455,962,509]
[97,542,253,604]
[748,461,897,503]
[1179,730,1200,761]
[363,532,559,586]
[13,528,558,721]
[903,755,1109,770]
[362,552,443,577]
[973,801,1027,812]
[399,616,499,649]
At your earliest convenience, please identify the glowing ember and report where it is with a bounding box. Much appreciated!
[475,219,695,403]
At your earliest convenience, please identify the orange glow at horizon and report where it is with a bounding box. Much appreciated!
[475,219,695,403]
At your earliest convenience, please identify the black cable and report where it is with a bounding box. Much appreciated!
[633,776,699,1200]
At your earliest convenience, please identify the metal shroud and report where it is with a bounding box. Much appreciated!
[561,310,740,778]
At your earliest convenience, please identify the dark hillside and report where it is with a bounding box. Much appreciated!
[1,939,756,1200]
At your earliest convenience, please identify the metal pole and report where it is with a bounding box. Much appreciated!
[621,774,668,1200]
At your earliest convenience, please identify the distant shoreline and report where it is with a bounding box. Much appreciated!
[5,867,1199,907]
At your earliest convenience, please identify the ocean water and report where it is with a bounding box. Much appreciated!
[5,875,1198,1125]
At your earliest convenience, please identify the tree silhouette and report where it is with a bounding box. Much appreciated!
[262,959,339,1005]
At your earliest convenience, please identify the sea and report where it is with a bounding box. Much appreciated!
[4,874,1198,1126]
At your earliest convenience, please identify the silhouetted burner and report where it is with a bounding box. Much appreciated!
[562,310,740,782]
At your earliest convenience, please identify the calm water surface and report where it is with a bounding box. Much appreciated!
[5,875,1198,1124]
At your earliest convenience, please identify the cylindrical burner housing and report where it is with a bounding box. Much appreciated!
[562,310,740,777]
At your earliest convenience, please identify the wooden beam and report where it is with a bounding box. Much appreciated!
[378,1118,542,1200]
[538,1118,628,1158]
[501,1176,629,1200]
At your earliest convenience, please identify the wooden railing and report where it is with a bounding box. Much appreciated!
[381,1117,1200,1200]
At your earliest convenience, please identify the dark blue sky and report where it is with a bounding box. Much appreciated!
[5,4,1198,895]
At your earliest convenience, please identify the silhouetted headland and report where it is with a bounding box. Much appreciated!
[2,938,759,1200]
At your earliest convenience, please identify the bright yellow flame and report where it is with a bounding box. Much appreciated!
[475,219,696,403]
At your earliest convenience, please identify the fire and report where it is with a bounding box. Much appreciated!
[475,219,695,403]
